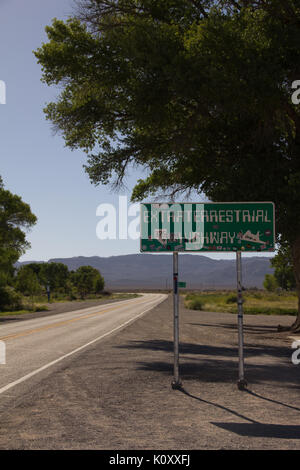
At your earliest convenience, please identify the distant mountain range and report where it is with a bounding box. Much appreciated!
[17,254,274,289]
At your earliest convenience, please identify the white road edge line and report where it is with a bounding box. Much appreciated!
[0,295,166,396]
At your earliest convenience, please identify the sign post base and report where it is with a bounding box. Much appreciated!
[237,378,248,391]
[171,380,183,390]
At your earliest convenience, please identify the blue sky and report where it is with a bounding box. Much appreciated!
[0,0,273,262]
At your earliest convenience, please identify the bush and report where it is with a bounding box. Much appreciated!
[243,306,297,316]
[72,265,105,298]
[187,297,203,311]
[226,294,237,304]
[101,290,112,296]
[263,274,278,292]
[0,286,23,311]
[67,291,77,301]
[250,292,264,299]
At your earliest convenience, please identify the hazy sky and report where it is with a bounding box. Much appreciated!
[0,0,273,262]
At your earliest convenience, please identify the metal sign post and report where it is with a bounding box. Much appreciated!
[236,251,247,390]
[172,251,182,389]
[46,284,51,303]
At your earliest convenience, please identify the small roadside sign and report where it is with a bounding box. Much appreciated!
[178,282,186,288]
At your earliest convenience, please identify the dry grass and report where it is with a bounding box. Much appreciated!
[184,289,298,315]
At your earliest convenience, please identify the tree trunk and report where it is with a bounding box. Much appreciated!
[290,236,300,332]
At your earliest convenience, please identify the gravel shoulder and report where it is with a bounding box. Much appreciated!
[0,295,299,450]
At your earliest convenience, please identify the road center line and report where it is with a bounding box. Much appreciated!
[0,295,166,396]
[0,296,151,342]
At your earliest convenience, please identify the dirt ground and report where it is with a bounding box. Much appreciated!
[0,295,299,450]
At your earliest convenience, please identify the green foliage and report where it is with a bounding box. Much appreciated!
[226,294,237,304]
[39,262,70,291]
[185,289,298,315]
[64,278,78,300]
[34,1,300,326]
[34,1,300,243]
[72,265,105,299]
[17,262,71,296]
[271,242,296,290]
[94,273,105,294]
[186,296,203,311]
[15,266,42,297]
[263,274,278,292]
[15,263,105,301]
[243,306,297,316]
[0,285,23,312]
[0,177,37,277]
[0,177,37,311]
[12,262,106,310]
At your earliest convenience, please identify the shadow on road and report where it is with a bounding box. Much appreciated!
[179,386,258,423]
[180,387,300,439]
[117,338,290,359]
[244,389,300,413]
[188,322,281,334]
[0,317,19,323]
[211,422,300,439]
[116,338,298,386]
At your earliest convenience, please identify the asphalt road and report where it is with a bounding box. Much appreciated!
[0,294,299,450]
[0,293,167,403]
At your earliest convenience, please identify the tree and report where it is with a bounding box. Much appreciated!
[0,177,37,309]
[34,1,300,331]
[15,266,41,296]
[0,177,37,276]
[94,272,105,294]
[21,262,71,295]
[271,242,296,291]
[39,262,70,292]
[73,265,104,298]
[15,265,42,307]
[263,274,278,292]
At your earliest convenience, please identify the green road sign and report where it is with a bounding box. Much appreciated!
[140,202,275,253]
[178,282,186,288]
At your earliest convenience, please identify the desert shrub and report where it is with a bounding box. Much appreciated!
[226,294,237,304]
[187,297,203,311]
[263,274,278,292]
[243,306,297,316]
[101,290,112,296]
[250,292,264,299]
